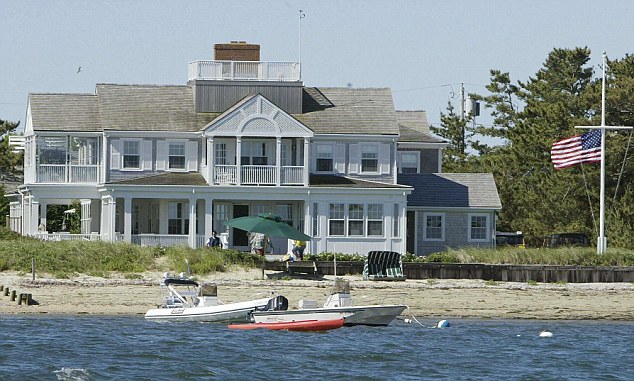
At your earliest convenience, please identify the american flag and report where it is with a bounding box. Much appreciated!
[550,129,602,169]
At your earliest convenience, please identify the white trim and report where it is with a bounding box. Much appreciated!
[422,212,445,241]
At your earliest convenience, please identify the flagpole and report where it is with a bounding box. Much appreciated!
[599,52,607,254]
[576,51,632,254]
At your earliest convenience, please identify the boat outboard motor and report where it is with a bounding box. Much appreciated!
[260,295,288,311]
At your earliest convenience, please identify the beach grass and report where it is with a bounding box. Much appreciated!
[1,227,633,275]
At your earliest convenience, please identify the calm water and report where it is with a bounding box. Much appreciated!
[0,316,632,380]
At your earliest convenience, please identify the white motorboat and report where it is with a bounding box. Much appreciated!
[250,278,406,327]
[144,273,287,323]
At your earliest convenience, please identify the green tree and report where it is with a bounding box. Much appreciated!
[470,48,634,247]
[0,119,23,180]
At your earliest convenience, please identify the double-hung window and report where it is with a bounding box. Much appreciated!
[316,144,333,172]
[361,144,378,172]
[469,213,489,241]
[423,213,444,241]
[168,202,184,234]
[399,152,419,173]
[348,204,364,236]
[367,204,383,236]
[329,203,345,236]
[168,142,186,170]
[123,140,140,169]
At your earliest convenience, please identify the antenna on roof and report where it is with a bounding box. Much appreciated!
[299,10,305,79]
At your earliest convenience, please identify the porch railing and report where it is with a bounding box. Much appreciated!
[214,164,306,186]
[241,165,276,185]
[188,60,300,82]
[37,164,99,183]
[131,234,207,247]
[34,233,101,241]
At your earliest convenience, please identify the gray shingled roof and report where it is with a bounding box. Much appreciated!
[398,173,501,209]
[310,174,406,188]
[110,172,208,186]
[29,94,102,132]
[296,87,399,135]
[29,84,400,136]
[96,84,219,132]
[396,111,446,143]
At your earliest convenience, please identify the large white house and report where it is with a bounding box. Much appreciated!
[8,42,501,256]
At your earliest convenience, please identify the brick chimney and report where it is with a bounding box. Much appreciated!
[214,41,260,61]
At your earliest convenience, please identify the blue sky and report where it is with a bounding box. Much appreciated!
[2,0,634,134]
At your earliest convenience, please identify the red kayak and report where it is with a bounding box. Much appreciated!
[228,318,344,332]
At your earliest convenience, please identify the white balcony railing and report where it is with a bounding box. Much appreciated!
[214,165,306,186]
[281,166,304,185]
[188,60,300,82]
[241,165,276,185]
[37,164,99,183]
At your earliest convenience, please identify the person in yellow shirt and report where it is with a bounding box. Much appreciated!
[292,240,306,260]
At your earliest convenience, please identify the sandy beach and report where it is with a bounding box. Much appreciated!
[1,268,633,320]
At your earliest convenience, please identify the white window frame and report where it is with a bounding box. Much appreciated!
[122,139,141,170]
[215,142,227,165]
[367,203,383,236]
[468,213,489,242]
[316,144,334,173]
[360,144,379,173]
[398,151,420,174]
[168,141,186,170]
[328,203,345,236]
[423,212,445,241]
[348,204,365,236]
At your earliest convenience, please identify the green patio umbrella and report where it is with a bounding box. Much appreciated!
[224,213,311,279]
[224,213,311,241]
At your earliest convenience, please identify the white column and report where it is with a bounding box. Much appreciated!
[236,137,242,185]
[207,137,214,184]
[159,200,168,234]
[188,196,197,248]
[29,199,39,236]
[205,198,214,238]
[40,202,48,231]
[276,137,282,186]
[123,197,132,243]
[303,138,310,186]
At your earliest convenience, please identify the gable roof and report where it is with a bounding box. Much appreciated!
[396,111,446,144]
[29,94,101,132]
[296,87,399,135]
[398,173,501,209]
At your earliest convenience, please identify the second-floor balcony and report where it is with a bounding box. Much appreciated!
[188,60,301,82]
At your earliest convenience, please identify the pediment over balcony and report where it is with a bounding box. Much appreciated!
[202,94,313,138]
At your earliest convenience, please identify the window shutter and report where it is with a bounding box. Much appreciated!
[335,143,346,174]
[379,143,391,174]
[110,140,121,170]
[156,141,167,170]
[187,141,198,171]
[348,144,359,174]
[142,140,153,171]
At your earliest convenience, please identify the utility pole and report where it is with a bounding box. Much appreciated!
[460,82,466,154]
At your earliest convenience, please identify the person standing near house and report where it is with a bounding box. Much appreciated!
[292,240,306,261]
[207,230,221,248]
[250,232,272,255]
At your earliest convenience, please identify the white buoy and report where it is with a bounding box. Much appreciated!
[539,330,553,337]
[404,318,412,324]
[436,319,450,328]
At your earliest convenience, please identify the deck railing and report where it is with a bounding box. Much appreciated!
[188,60,300,81]
[37,164,99,183]
[214,164,306,185]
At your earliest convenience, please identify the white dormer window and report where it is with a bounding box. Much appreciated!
[316,144,333,172]
[123,140,140,169]
[169,142,186,170]
[361,144,378,173]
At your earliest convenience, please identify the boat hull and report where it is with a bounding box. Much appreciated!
[251,305,407,327]
[145,297,274,323]
[228,318,344,332]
